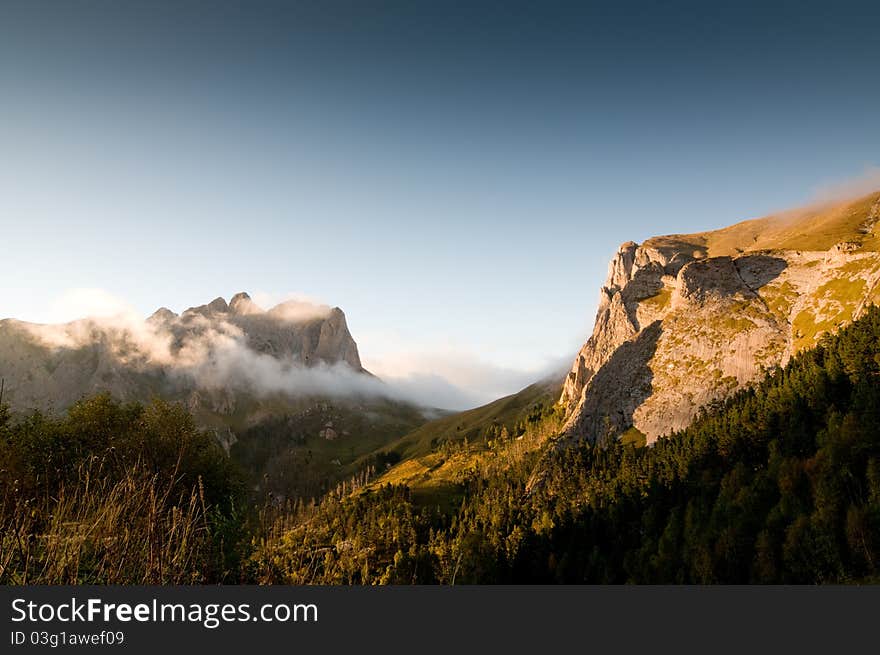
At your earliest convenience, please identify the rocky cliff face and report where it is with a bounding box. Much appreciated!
[561,191,880,444]
[0,292,366,414]
[0,293,431,492]
[154,292,363,372]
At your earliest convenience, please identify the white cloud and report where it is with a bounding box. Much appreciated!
[810,166,880,204]
[46,287,139,324]
[363,346,569,410]
[20,288,569,411]
[251,291,328,313]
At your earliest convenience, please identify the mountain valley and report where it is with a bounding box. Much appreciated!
[3,190,880,584]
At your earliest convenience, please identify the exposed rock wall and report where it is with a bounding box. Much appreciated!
[0,292,366,414]
[561,239,880,444]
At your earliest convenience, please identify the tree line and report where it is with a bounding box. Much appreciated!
[3,306,880,583]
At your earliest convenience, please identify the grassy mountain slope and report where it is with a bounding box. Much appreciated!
[646,190,880,256]
[561,190,880,445]
[364,378,562,507]
[0,298,436,504]
[379,378,561,459]
[228,396,430,501]
[250,305,880,584]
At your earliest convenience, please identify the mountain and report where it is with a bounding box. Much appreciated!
[338,191,880,506]
[367,377,562,506]
[379,377,561,460]
[7,193,880,585]
[247,304,880,584]
[0,292,431,499]
[0,291,365,414]
[560,190,880,444]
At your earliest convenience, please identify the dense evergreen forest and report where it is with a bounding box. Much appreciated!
[3,306,880,584]
[248,305,880,584]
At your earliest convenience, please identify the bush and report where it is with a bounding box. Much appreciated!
[0,395,244,584]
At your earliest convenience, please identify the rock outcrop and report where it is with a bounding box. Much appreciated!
[561,191,880,444]
[0,292,366,414]
[163,292,364,372]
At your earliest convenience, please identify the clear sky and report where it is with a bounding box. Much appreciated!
[1,1,879,407]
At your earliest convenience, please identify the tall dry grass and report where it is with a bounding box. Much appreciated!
[0,457,213,584]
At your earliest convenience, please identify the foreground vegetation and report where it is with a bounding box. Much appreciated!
[3,306,880,583]
[0,397,243,583]
[250,305,880,583]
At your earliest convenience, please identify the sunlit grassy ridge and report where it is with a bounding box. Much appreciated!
[367,379,563,508]
[374,379,561,461]
[249,306,880,584]
[645,190,880,256]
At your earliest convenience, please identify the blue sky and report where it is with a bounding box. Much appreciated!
[1,1,879,407]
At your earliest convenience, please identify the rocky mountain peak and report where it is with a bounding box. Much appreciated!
[182,296,230,317]
[173,293,363,372]
[208,297,228,312]
[560,191,880,445]
[229,292,261,315]
[147,307,178,324]
[0,291,368,414]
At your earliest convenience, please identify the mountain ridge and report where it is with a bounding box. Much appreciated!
[0,291,369,414]
[560,190,880,444]
[0,291,436,501]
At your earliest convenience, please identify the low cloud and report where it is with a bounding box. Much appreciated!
[22,297,383,399]
[253,291,333,322]
[363,348,570,410]
[19,289,568,412]
[268,300,333,323]
[46,288,139,324]
[810,166,880,204]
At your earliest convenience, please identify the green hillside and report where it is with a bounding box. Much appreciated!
[7,303,880,583]
[250,305,880,583]
[229,396,430,502]
[645,190,880,256]
[362,378,563,508]
[376,377,562,460]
